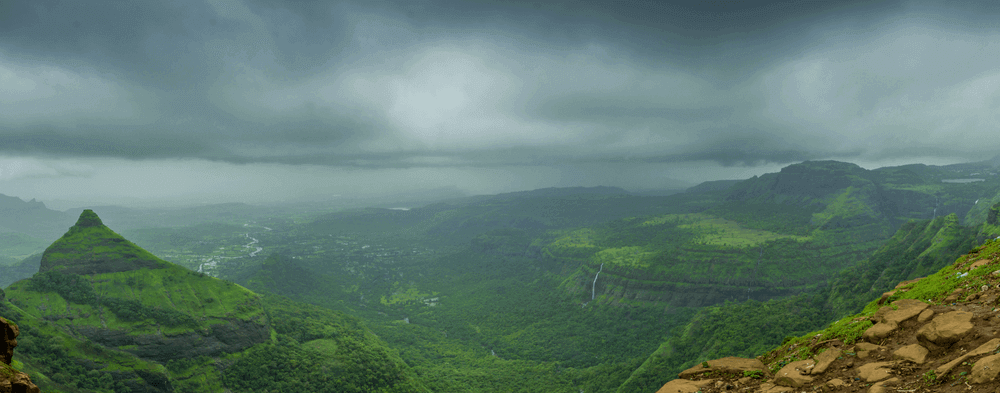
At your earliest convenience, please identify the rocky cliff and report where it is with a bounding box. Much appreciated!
[0,317,39,393]
[656,238,1000,393]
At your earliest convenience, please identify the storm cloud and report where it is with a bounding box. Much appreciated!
[2,0,1000,205]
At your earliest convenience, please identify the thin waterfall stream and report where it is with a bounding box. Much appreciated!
[592,263,603,300]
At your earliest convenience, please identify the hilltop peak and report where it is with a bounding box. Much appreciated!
[38,210,168,275]
[74,209,104,228]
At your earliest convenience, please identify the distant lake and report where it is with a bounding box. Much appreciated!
[941,178,985,183]
[389,207,410,211]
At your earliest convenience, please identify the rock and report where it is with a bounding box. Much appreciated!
[867,377,899,393]
[894,277,923,289]
[826,378,846,388]
[656,378,713,393]
[862,321,897,342]
[936,338,1000,376]
[893,344,929,364]
[1,317,15,365]
[917,309,934,323]
[970,353,1000,384]
[855,342,883,360]
[678,357,769,379]
[945,288,965,303]
[854,342,882,351]
[858,362,893,382]
[877,290,895,305]
[757,382,794,393]
[969,259,991,271]
[810,348,841,374]
[876,299,929,325]
[0,317,40,393]
[774,359,815,387]
[917,311,974,346]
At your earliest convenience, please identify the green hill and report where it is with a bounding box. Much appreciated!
[1,210,427,393]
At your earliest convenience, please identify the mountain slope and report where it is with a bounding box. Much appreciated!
[618,214,980,392]
[1,210,427,393]
[656,237,1000,393]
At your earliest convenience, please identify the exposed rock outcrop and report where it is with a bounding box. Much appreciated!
[0,317,40,393]
[1,317,15,365]
[654,248,1000,393]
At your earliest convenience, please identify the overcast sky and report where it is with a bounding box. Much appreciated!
[2,0,1000,208]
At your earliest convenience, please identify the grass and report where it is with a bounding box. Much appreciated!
[672,213,810,247]
[765,237,1000,372]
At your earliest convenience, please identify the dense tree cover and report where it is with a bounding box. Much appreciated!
[26,270,197,328]
[0,303,162,393]
[222,294,425,393]
[617,294,829,392]
[621,215,982,391]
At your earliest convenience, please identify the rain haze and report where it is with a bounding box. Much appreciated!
[2,0,1000,209]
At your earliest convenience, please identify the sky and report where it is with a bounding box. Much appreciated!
[2,0,1000,208]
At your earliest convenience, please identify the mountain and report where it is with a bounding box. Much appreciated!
[0,254,41,289]
[1,210,427,392]
[38,209,173,275]
[654,237,1000,393]
[0,194,72,258]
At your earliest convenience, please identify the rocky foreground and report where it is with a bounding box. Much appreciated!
[1,316,39,393]
[656,243,1000,393]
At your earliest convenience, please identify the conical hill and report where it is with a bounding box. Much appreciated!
[38,209,170,275]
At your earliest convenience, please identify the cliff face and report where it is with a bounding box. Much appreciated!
[0,317,40,393]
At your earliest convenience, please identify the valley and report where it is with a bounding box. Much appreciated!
[3,159,1000,392]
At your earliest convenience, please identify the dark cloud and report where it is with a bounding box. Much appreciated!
[3,0,1000,174]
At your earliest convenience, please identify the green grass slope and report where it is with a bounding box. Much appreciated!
[38,209,173,275]
[616,214,981,392]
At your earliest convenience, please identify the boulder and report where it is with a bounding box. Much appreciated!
[876,299,929,325]
[970,353,1000,384]
[862,322,896,342]
[809,348,841,374]
[656,379,713,393]
[917,311,974,346]
[867,377,900,393]
[774,359,815,387]
[678,357,769,379]
[858,362,893,382]
[855,342,884,359]
[917,309,934,323]
[0,317,40,393]
[893,344,929,364]
[936,338,1000,376]
[1,317,15,365]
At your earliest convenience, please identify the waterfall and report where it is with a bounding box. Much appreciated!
[591,263,603,300]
